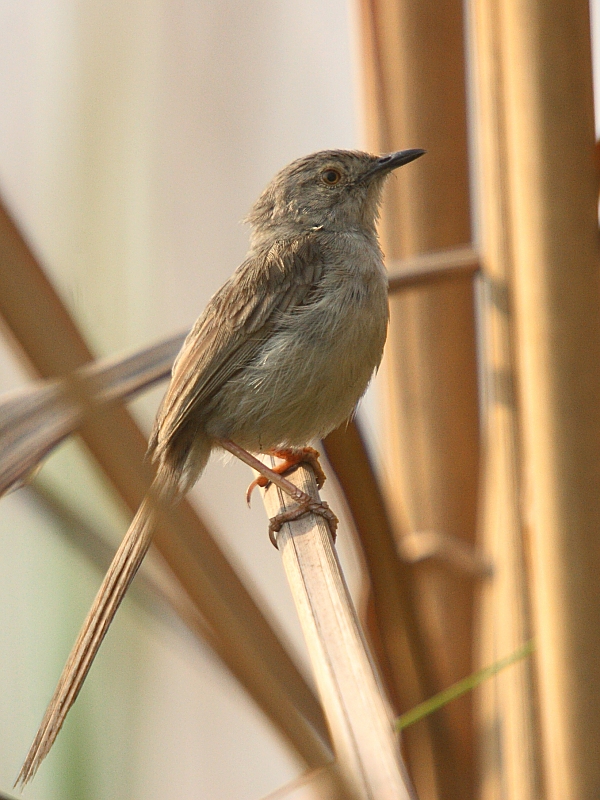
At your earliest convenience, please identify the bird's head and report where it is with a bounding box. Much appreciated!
[247,148,425,244]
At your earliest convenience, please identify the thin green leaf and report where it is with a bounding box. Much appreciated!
[396,639,535,731]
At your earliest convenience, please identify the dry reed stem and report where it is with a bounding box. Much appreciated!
[261,460,415,800]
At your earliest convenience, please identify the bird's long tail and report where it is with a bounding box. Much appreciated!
[16,475,171,786]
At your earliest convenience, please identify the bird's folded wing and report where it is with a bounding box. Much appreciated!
[148,235,324,455]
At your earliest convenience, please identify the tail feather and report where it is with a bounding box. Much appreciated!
[16,479,168,786]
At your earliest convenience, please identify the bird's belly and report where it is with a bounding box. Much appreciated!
[206,283,388,451]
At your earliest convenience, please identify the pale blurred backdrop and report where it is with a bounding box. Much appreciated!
[4,2,600,800]
[0,2,372,798]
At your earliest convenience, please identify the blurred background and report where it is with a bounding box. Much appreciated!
[1,0,600,799]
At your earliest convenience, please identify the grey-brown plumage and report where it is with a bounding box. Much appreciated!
[17,147,424,785]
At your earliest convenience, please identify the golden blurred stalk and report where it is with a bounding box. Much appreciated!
[359,0,480,797]
[469,0,543,795]
[491,0,600,796]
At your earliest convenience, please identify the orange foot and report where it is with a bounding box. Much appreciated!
[246,446,326,505]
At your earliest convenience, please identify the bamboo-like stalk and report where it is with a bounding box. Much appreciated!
[261,462,415,800]
[496,0,600,796]
[468,0,543,796]
[0,196,331,768]
[387,247,479,293]
[359,1,480,797]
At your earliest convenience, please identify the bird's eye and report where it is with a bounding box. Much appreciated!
[321,168,342,186]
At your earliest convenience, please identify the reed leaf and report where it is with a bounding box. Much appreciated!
[0,334,185,498]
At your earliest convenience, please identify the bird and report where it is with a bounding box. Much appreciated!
[16,146,424,785]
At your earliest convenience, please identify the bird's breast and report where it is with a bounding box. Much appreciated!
[208,238,389,450]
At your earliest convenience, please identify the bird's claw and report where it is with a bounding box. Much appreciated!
[268,499,338,547]
[246,475,269,506]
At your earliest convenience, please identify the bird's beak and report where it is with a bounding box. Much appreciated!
[360,148,426,181]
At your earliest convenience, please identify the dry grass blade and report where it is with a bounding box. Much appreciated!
[80,332,185,403]
[259,766,337,800]
[0,334,185,498]
[0,195,330,774]
[0,381,78,496]
[18,435,339,785]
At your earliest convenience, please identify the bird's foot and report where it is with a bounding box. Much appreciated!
[246,446,326,505]
[268,499,338,547]
[218,439,337,547]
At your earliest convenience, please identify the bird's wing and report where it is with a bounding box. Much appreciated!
[149,235,323,457]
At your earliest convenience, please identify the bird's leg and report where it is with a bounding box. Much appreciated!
[245,446,326,504]
[219,440,337,543]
